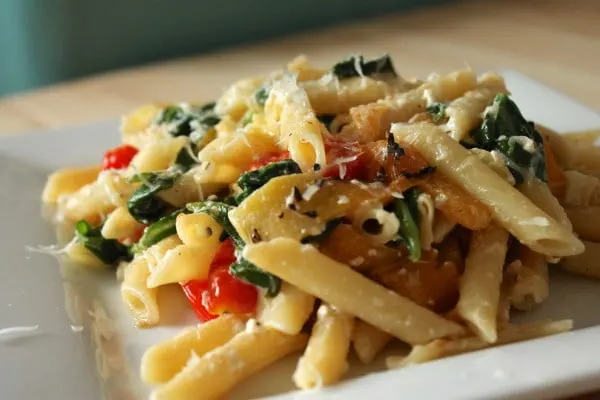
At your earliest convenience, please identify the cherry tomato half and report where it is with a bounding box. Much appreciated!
[204,265,258,315]
[249,151,291,171]
[180,279,217,322]
[181,238,257,321]
[322,140,367,180]
[103,144,138,170]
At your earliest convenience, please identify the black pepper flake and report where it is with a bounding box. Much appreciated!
[205,227,213,236]
[277,211,284,219]
[402,166,437,179]
[313,163,321,171]
[292,186,303,202]
[387,132,405,159]
[251,228,262,243]
[287,203,297,211]
[302,210,318,218]
[362,218,383,235]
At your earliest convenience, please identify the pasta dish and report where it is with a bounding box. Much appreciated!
[41,54,600,400]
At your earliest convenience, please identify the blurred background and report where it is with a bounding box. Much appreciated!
[0,0,597,135]
[0,0,450,96]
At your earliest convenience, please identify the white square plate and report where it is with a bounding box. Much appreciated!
[1,70,600,400]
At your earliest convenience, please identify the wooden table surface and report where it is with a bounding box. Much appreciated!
[0,0,598,135]
[1,0,599,398]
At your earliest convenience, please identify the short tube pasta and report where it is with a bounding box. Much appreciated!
[151,327,308,400]
[141,315,247,384]
[293,304,354,389]
[42,165,102,203]
[456,224,509,343]
[352,320,393,364]
[565,207,600,241]
[257,283,316,335]
[243,238,466,345]
[392,122,584,257]
[387,320,573,368]
[561,240,600,279]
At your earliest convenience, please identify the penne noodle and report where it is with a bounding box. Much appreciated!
[265,75,327,171]
[151,327,308,400]
[42,165,102,203]
[392,122,584,257]
[518,178,572,231]
[387,320,573,368]
[141,315,247,384]
[147,243,220,288]
[101,206,145,240]
[175,212,224,246]
[293,304,354,389]
[352,320,393,364]
[561,240,600,279]
[456,225,509,343]
[446,72,508,141]
[302,75,406,116]
[243,238,466,345]
[257,283,316,335]
[565,206,600,241]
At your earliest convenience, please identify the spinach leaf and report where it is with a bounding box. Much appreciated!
[254,86,271,106]
[471,94,547,184]
[74,220,132,266]
[427,102,448,122]
[153,102,220,138]
[230,258,281,297]
[186,200,281,296]
[331,55,397,80]
[392,189,421,262]
[127,170,181,224]
[174,145,199,170]
[132,209,188,254]
[236,159,302,203]
[300,218,343,244]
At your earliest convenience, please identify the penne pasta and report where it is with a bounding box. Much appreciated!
[518,178,572,231]
[561,240,600,279]
[387,320,573,368]
[101,206,145,240]
[352,320,393,364]
[294,304,354,389]
[565,206,600,241]
[392,122,584,257]
[456,224,509,343]
[141,315,247,384]
[257,283,315,335]
[265,75,327,171]
[42,165,102,203]
[243,238,466,345]
[151,326,308,400]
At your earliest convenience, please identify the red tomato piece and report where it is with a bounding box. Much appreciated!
[180,280,217,322]
[210,238,237,268]
[249,151,290,171]
[103,144,139,170]
[204,265,258,316]
[322,140,367,180]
